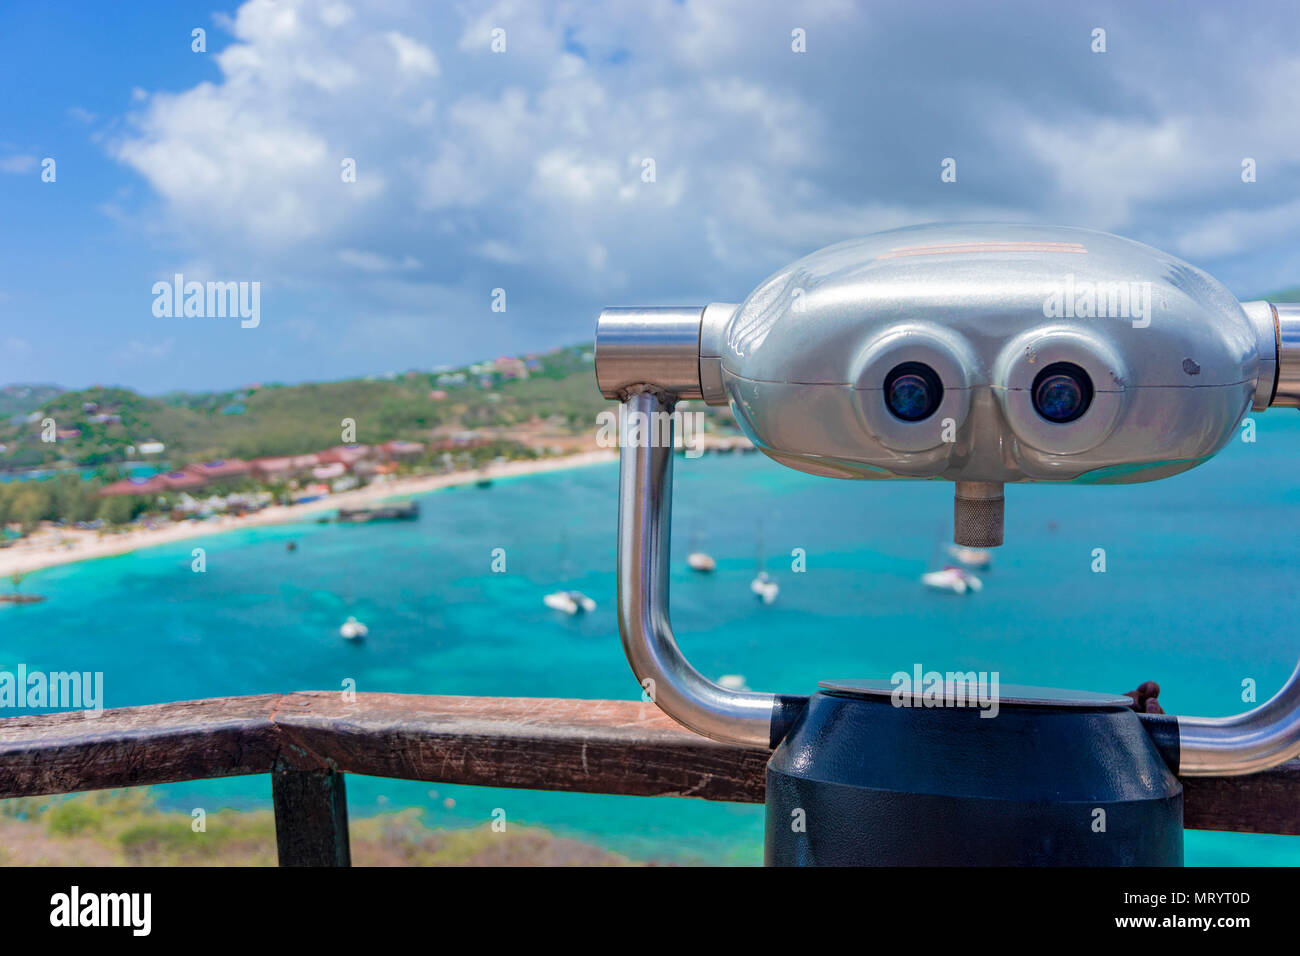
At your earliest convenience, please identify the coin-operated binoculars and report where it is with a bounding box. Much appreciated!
[594,223,1300,865]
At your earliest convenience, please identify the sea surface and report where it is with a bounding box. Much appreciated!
[4,414,1300,866]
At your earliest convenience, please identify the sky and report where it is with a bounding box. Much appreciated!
[2,0,1299,393]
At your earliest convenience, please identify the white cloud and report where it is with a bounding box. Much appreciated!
[338,249,422,271]
[387,31,439,77]
[104,0,1300,360]
[1175,198,1300,259]
[0,154,38,174]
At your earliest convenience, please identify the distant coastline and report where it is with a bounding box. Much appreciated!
[0,450,616,579]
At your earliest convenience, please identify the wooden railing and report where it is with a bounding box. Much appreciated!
[1,692,1296,865]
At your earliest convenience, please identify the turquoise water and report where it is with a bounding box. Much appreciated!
[4,413,1300,865]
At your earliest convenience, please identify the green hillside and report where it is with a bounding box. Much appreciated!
[0,346,607,472]
[0,385,63,420]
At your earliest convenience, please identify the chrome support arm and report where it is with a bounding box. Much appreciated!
[600,298,1300,767]
[616,388,778,746]
[1176,660,1300,775]
[1178,300,1300,774]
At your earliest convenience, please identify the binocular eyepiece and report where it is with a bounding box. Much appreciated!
[596,223,1300,547]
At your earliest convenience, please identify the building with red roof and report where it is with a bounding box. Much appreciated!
[186,459,251,481]
[381,440,425,459]
[317,445,371,469]
[158,470,208,491]
[99,475,169,497]
[249,454,320,479]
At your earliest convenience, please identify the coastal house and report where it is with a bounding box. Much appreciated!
[99,459,248,498]
[158,470,209,492]
[249,454,320,480]
[137,441,166,456]
[380,440,425,459]
[494,356,529,380]
[186,459,252,483]
[291,482,331,503]
[311,462,347,481]
[317,445,371,470]
[99,475,169,497]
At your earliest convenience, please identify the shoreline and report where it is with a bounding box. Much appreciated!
[0,450,617,579]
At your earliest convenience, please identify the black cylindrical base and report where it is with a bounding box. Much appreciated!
[765,690,1183,866]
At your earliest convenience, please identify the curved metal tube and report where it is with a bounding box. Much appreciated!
[1177,299,1300,774]
[614,379,1300,765]
[616,388,777,746]
[1177,660,1300,775]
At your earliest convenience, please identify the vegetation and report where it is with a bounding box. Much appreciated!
[0,346,610,471]
[0,385,62,420]
[0,473,115,533]
[0,343,738,532]
[0,790,637,866]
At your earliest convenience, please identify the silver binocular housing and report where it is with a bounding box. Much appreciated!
[596,222,1300,773]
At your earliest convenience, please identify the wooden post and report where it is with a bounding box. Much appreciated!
[272,767,351,867]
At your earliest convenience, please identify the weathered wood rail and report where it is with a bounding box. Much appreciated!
[0,692,1295,865]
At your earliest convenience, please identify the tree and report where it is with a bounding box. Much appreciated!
[97,494,138,526]
[9,485,48,533]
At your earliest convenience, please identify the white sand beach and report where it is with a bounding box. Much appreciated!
[0,450,617,579]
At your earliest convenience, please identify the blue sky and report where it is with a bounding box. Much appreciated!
[2,0,1299,393]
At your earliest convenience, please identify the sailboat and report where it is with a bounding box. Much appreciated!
[543,590,597,615]
[750,520,779,604]
[686,530,716,572]
[688,552,717,572]
[751,571,779,603]
[921,522,984,594]
[543,528,597,615]
[922,566,983,595]
[340,616,369,640]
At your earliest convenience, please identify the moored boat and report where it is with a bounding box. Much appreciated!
[336,501,419,522]
[750,571,779,604]
[687,551,716,572]
[922,566,983,595]
[543,590,596,615]
[340,616,369,640]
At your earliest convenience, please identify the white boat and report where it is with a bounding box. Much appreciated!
[750,571,779,604]
[921,566,983,595]
[718,674,750,691]
[544,590,597,615]
[688,551,716,572]
[340,616,369,640]
[947,544,992,569]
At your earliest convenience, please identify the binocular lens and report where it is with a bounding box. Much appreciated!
[1032,362,1093,423]
[884,362,943,421]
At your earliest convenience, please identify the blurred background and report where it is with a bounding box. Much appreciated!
[1,0,1298,866]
